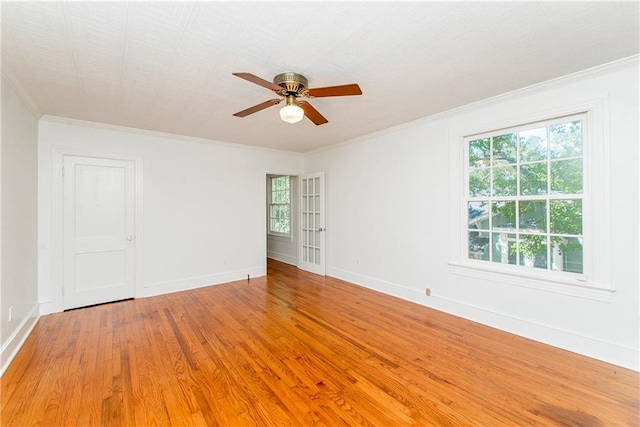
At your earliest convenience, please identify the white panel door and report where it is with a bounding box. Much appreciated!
[298,172,325,275]
[63,156,135,310]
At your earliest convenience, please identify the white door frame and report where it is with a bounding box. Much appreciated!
[50,147,143,313]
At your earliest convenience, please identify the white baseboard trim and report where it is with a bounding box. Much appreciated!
[267,251,297,266]
[0,304,41,376]
[142,266,265,298]
[327,266,639,372]
[38,300,56,316]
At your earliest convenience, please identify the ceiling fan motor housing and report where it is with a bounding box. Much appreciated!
[274,72,308,95]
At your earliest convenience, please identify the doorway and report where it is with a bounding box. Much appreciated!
[265,172,326,276]
[266,174,297,266]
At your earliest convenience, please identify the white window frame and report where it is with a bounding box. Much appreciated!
[465,114,585,273]
[268,175,291,238]
[448,99,614,302]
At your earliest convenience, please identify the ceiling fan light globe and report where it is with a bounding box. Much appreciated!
[280,105,304,124]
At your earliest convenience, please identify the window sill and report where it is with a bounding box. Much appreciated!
[448,262,615,302]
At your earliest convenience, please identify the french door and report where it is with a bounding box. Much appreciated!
[298,172,325,275]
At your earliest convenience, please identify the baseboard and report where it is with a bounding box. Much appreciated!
[0,304,41,376]
[38,300,56,316]
[40,266,269,314]
[327,266,640,372]
[267,251,297,266]
[142,266,265,298]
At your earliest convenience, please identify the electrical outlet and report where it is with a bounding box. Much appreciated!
[8,306,13,322]
[425,288,431,296]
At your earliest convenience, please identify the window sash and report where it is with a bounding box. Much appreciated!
[269,176,291,236]
[464,113,585,275]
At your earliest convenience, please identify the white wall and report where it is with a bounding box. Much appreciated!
[38,119,302,314]
[1,77,40,374]
[266,174,298,265]
[305,58,640,370]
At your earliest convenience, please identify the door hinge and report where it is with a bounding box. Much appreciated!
[62,166,65,177]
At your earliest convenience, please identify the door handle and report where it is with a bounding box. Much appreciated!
[126,235,134,241]
[317,228,325,232]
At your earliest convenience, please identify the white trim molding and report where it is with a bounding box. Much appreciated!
[307,55,638,156]
[327,266,638,371]
[449,96,612,299]
[44,146,144,314]
[267,251,297,266]
[142,266,264,298]
[448,262,615,302]
[40,115,305,156]
[0,304,40,376]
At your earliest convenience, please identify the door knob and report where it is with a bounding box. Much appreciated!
[126,235,133,241]
[317,228,325,232]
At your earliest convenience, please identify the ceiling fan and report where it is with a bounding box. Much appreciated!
[232,72,362,125]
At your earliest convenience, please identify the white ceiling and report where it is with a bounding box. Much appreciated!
[2,2,638,152]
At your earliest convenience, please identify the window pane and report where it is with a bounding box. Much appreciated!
[491,201,516,231]
[492,232,517,265]
[469,168,490,197]
[272,176,289,191]
[468,202,489,230]
[520,162,547,195]
[469,138,490,168]
[519,200,547,233]
[551,159,582,194]
[273,190,288,204]
[518,234,548,269]
[274,205,290,219]
[271,177,280,191]
[551,236,583,273]
[492,133,517,165]
[272,218,291,234]
[468,231,490,261]
[519,127,547,162]
[492,166,517,196]
[550,200,582,235]
[550,121,582,159]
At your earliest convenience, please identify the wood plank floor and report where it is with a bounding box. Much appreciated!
[2,259,638,426]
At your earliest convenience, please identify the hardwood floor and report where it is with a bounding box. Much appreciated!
[2,259,638,426]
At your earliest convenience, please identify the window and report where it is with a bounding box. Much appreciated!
[465,114,584,275]
[269,175,291,236]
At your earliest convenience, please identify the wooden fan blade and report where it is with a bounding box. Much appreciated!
[232,73,282,92]
[307,83,362,98]
[233,99,281,117]
[299,101,328,125]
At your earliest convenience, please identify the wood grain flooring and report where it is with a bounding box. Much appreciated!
[1,259,638,426]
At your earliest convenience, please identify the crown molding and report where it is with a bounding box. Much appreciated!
[1,71,43,119]
[39,115,305,157]
[306,55,639,155]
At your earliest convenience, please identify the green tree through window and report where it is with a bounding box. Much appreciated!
[269,176,291,235]
[466,116,584,274]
